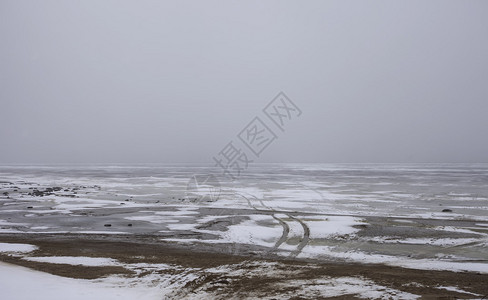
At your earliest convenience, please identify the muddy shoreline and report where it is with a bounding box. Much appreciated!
[1,233,487,299]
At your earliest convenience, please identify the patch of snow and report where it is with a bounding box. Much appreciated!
[300,215,365,238]
[0,243,38,254]
[125,215,171,224]
[77,231,130,234]
[218,215,281,247]
[369,236,482,247]
[155,210,198,216]
[274,276,419,299]
[437,286,483,297]
[23,256,119,267]
[437,286,481,296]
[295,245,488,273]
[166,223,198,231]
[0,262,161,300]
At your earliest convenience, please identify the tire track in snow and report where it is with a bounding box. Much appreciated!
[235,191,310,257]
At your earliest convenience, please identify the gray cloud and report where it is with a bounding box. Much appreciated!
[1,0,487,163]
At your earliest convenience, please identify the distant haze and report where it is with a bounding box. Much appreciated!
[1,1,487,164]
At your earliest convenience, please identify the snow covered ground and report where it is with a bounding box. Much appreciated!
[0,243,425,300]
[1,164,488,298]
[0,262,162,300]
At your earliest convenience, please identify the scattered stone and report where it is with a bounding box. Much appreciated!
[127,224,133,227]
[31,189,45,196]
[2,192,8,196]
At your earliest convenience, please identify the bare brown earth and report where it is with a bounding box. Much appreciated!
[1,233,487,299]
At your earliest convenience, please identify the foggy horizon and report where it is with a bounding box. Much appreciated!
[2,1,487,164]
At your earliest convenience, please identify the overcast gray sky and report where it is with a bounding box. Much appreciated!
[1,0,487,164]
